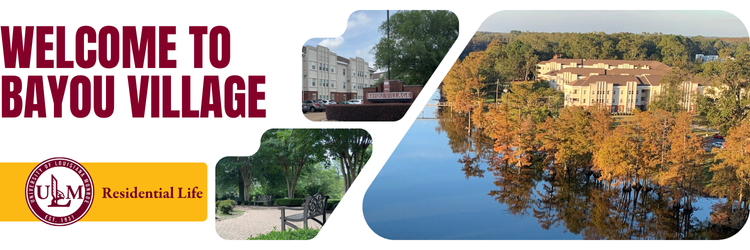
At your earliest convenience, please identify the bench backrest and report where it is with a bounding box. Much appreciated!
[257,195,272,202]
[305,193,328,218]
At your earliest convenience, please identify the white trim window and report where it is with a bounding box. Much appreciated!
[311,62,316,70]
[312,78,316,86]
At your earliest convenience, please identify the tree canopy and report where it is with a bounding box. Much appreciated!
[372,10,458,86]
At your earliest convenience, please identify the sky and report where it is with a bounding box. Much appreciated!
[304,10,390,72]
[479,10,749,37]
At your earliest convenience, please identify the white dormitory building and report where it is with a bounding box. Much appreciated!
[537,58,700,113]
[695,54,721,63]
[302,45,376,102]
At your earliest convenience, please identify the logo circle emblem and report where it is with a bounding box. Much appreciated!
[25,158,94,226]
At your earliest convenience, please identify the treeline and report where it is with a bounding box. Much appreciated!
[215,129,372,203]
[465,31,750,64]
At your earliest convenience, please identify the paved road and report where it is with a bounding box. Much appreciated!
[215,205,332,240]
[304,111,327,121]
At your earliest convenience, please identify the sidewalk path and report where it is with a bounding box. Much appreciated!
[215,205,332,240]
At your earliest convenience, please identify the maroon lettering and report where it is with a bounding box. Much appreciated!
[122,26,155,68]
[225,75,245,117]
[127,75,149,118]
[181,76,199,117]
[162,76,179,117]
[158,26,176,68]
[209,26,230,68]
[2,75,23,117]
[48,75,68,117]
[150,76,160,117]
[200,76,221,117]
[75,26,96,68]
[24,76,46,117]
[70,76,91,118]
[56,26,73,68]
[189,26,207,68]
[93,75,114,118]
[36,26,54,68]
[98,26,119,68]
[247,76,265,118]
[1,26,34,68]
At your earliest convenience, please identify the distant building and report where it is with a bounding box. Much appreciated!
[537,59,699,113]
[302,45,376,102]
[695,54,721,63]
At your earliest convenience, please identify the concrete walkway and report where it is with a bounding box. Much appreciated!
[215,205,332,240]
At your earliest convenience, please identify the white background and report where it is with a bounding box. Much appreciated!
[1,0,748,249]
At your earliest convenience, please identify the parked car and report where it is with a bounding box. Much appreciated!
[712,142,724,149]
[313,99,327,110]
[348,99,362,104]
[302,100,324,112]
[338,101,352,104]
[302,103,310,113]
[327,100,337,105]
[713,134,724,139]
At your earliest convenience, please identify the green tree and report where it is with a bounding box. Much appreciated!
[263,129,328,199]
[372,10,458,85]
[696,54,750,134]
[322,129,373,192]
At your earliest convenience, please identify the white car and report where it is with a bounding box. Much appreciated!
[348,99,363,104]
[712,142,724,149]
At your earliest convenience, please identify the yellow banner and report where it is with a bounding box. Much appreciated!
[0,162,207,222]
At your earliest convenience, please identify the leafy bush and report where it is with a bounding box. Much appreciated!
[242,200,250,205]
[325,103,412,121]
[248,227,319,240]
[218,200,235,214]
[274,198,305,206]
[326,199,341,210]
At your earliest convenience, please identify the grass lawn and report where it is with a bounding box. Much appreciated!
[215,209,245,220]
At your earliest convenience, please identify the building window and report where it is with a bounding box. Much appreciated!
[353,83,357,89]
[332,80,335,88]
[607,91,610,95]
[574,90,578,94]
[343,82,346,89]
[311,62,316,70]
[344,94,347,100]
[313,93,316,99]
[583,99,586,103]
[312,78,316,86]
[332,66,335,73]
[583,91,586,94]
[641,97,645,101]
[343,69,346,75]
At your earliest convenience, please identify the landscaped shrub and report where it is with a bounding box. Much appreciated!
[326,199,341,210]
[218,200,235,214]
[274,198,305,206]
[325,103,413,121]
[248,227,320,240]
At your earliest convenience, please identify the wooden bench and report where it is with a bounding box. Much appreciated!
[279,193,329,231]
[253,195,273,206]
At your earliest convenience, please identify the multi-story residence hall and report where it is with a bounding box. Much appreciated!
[537,58,700,113]
[302,45,376,102]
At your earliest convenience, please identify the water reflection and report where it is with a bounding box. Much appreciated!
[437,107,746,239]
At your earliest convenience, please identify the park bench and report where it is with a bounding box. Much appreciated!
[279,192,329,230]
[253,195,273,206]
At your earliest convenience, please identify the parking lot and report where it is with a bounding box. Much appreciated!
[704,136,726,151]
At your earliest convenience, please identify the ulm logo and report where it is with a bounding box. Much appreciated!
[25,158,94,226]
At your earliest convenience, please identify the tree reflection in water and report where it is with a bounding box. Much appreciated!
[435,108,747,239]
